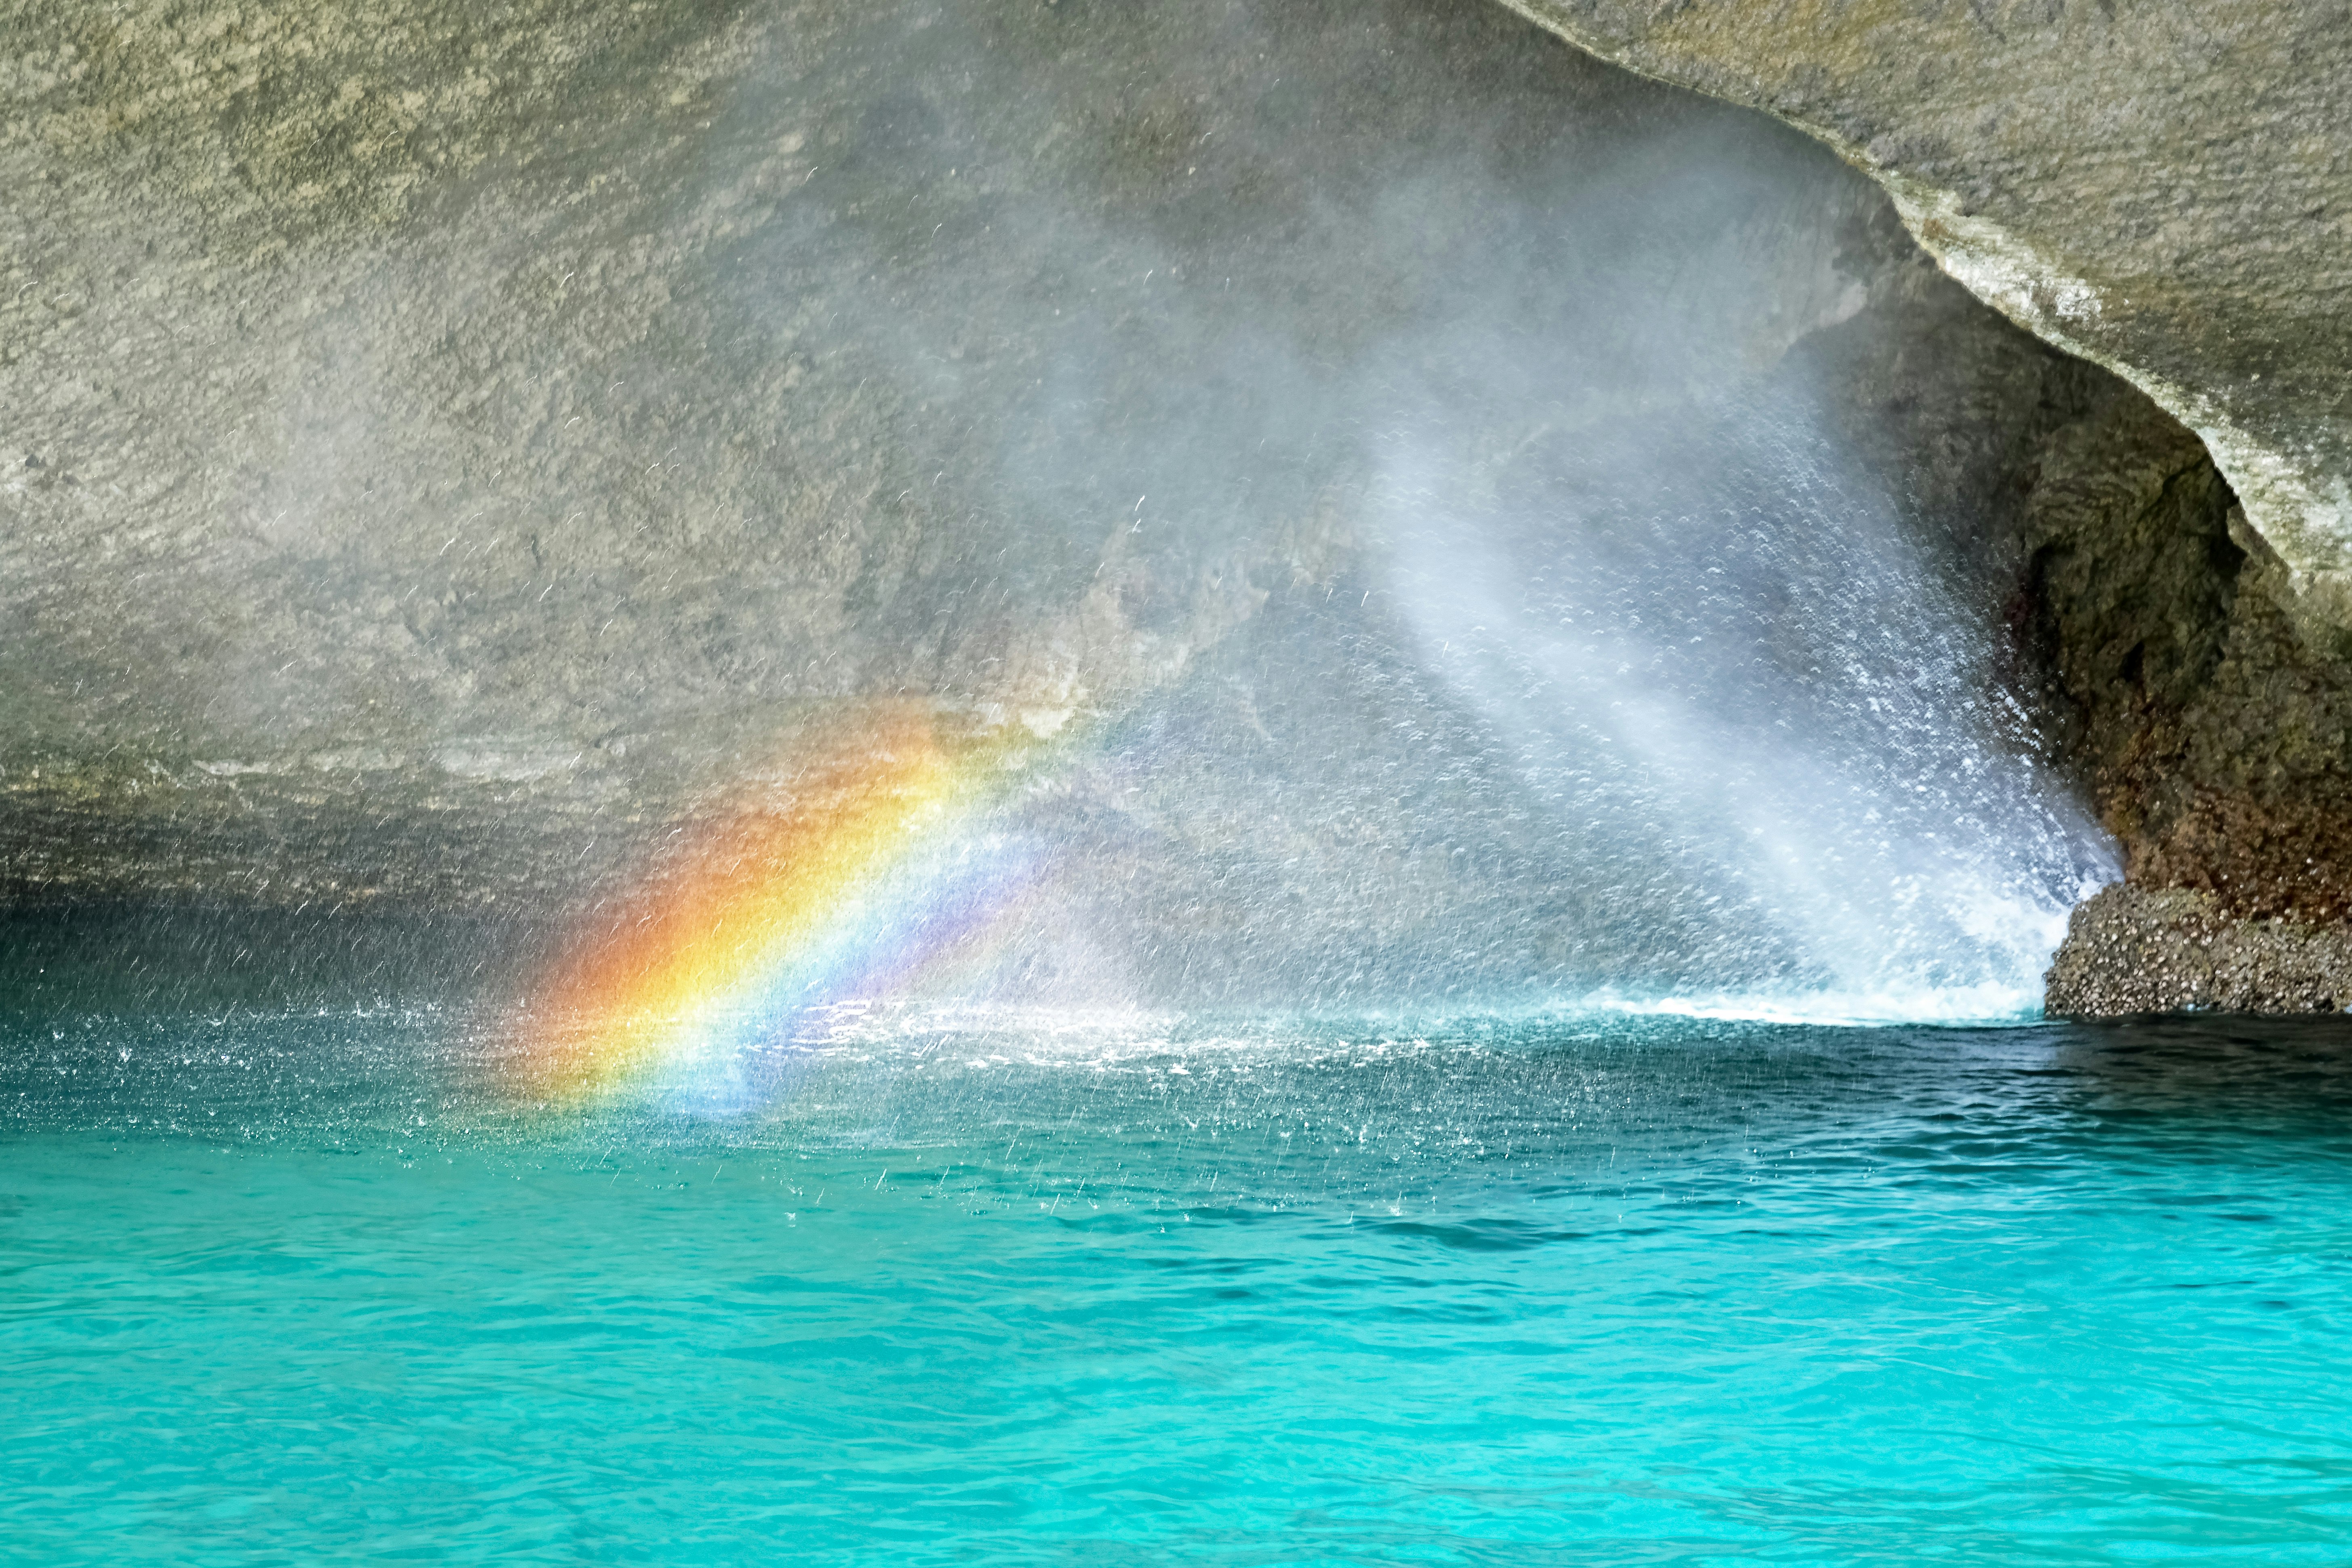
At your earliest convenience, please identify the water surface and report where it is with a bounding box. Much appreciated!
[7,1007,2350,1564]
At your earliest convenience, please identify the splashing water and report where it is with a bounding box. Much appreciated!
[500,372,2115,1100]
[504,404,2118,1110]
[1378,390,2116,1024]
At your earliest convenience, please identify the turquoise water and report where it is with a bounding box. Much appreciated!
[7,1006,2352,1564]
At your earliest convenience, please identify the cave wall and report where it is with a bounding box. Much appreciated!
[4,0,2348,1011]
[4,0,1944,931]
[1499,0,2352,631]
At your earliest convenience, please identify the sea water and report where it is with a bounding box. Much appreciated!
[6,1005,2351,1564]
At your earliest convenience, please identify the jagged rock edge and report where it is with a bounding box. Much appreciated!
[1488,0,2350,635]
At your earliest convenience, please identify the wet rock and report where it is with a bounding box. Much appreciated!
[2046,885,2352,1018]
[2002,365,2352,1011]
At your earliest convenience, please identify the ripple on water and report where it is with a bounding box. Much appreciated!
[5,1007,2352,1564]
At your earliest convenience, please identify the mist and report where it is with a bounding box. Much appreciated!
[671,0,2115,1019]
[6,0,2116,1022]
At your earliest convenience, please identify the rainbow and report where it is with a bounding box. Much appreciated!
[515,703,1056,1108]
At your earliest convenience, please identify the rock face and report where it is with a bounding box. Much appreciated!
[2,0,2345,1012]
[4,0,1375,909]
[1498,0,2352,1012]
[2047,886,2352,1016]
[1502,0,2352,626]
